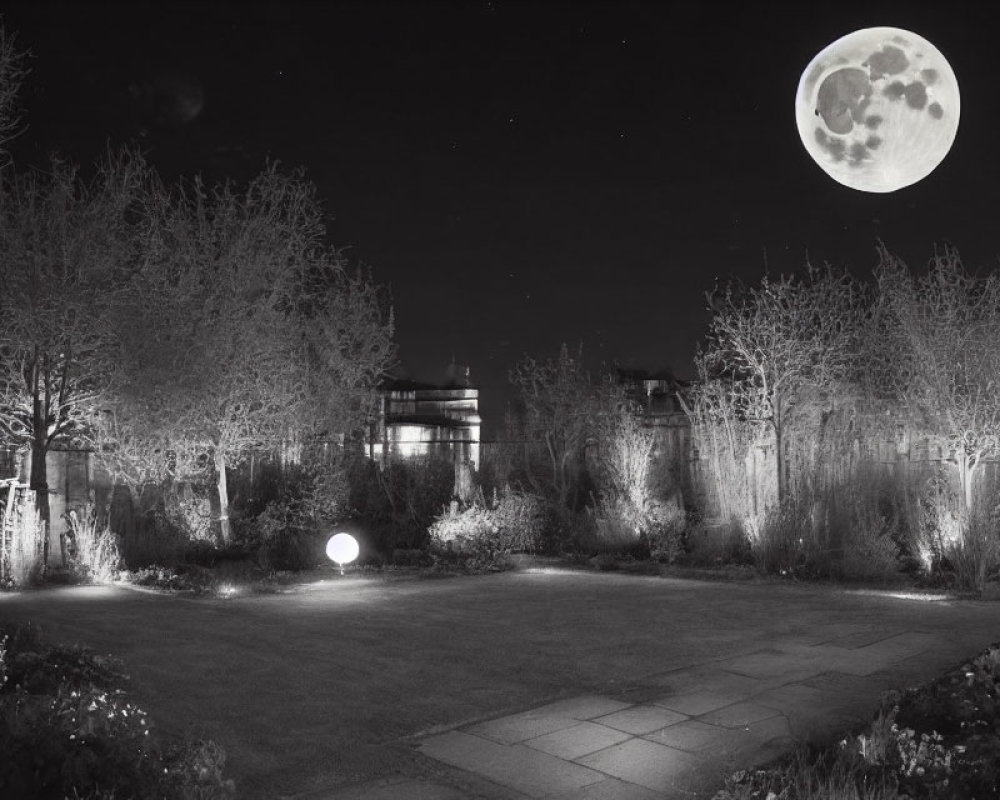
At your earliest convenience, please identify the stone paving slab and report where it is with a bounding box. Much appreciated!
[646,666,768,695]
[418,731,606,798]
[751,683,864,741]
[751,682,843,714]
[782,622,879,647]
[417,626,976,800]
[592,704,689,735]
[523,721,631,760]
[652,686,758,716]
[533,695,633,720]
[823,628,895,649]
[859,632,946,662]
[718,647,836,682]
[716,715,794,761]
[801,669,893,695]
[574,737,704,795]
[464,710,581,746]
[643,719,732,754]
[698,700,784,729]
[546,777,665,800]
[463,694,633,746]
[304,776,470,800]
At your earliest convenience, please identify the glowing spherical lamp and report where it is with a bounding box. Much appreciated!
[326,532,359,574]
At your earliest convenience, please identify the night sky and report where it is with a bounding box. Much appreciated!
[4,1,1000,436]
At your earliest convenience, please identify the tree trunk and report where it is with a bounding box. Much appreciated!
[773,397,786,506]
[957,454,976,513]
[215,449,231,544]
[29,435,52,568]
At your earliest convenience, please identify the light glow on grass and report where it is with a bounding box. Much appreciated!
[326,533,360,573]
[848,589,951,602]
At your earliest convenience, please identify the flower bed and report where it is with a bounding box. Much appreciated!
[716,644,1000,799]
[0,624,235,799]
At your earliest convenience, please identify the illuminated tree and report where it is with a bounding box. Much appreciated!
[873,245,1000,511]
[100,164,395,542]
[0,151,155,561]
[701,263,863,503]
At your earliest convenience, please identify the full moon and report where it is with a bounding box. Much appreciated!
[795,27,960,193]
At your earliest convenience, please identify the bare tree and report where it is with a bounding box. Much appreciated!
[0,151,155,563]
[874,245,1000,511]
[508,343,602,510]
[99,163,395,542]
[701,263,863,503]
[0,23,28,164]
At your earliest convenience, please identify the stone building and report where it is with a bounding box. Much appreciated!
[368,364,482,469]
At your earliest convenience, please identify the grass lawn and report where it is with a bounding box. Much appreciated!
[3,567,1000,798]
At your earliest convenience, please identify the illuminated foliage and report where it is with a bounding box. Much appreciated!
[98,163,395,542]
[872,245,1000,511]
[699,263,863,504]
[0,151,156,554]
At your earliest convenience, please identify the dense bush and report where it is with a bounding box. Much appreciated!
[348,456,455,555]
[943,505,1000,593]
[429,488,549,569]
[752,496,816,577]
[233,499,324,572]
[573,497,685,562]
[683,515,754,566]
[65,505,122,584]
[0,624,235,799]
[752,467,908,581]
[231,458,347,530]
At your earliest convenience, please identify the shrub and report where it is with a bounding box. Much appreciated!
[916,469,964,574]
[348,457,455,555]
[588,499,646,554]
[231,458,347,531]
[0,625,235,799]
[429,488,548,570]
[572,494,686,562]
[233,499,323,572]
[943,505,1000,593]
[644,499,686,563]
[683,515,753,566]
[490,489,549,553]
[66,505,122,584]
[753,497,812,576]
[824,476,904,583]
[120,498,189,570]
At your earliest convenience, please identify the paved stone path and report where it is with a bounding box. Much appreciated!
[327,625,978,799]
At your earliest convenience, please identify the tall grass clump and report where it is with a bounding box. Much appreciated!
[944,504,1000,593]
[1,483,44,589]
[67,504,121,583]
[819,463,909,582]
[753,495,813,576]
